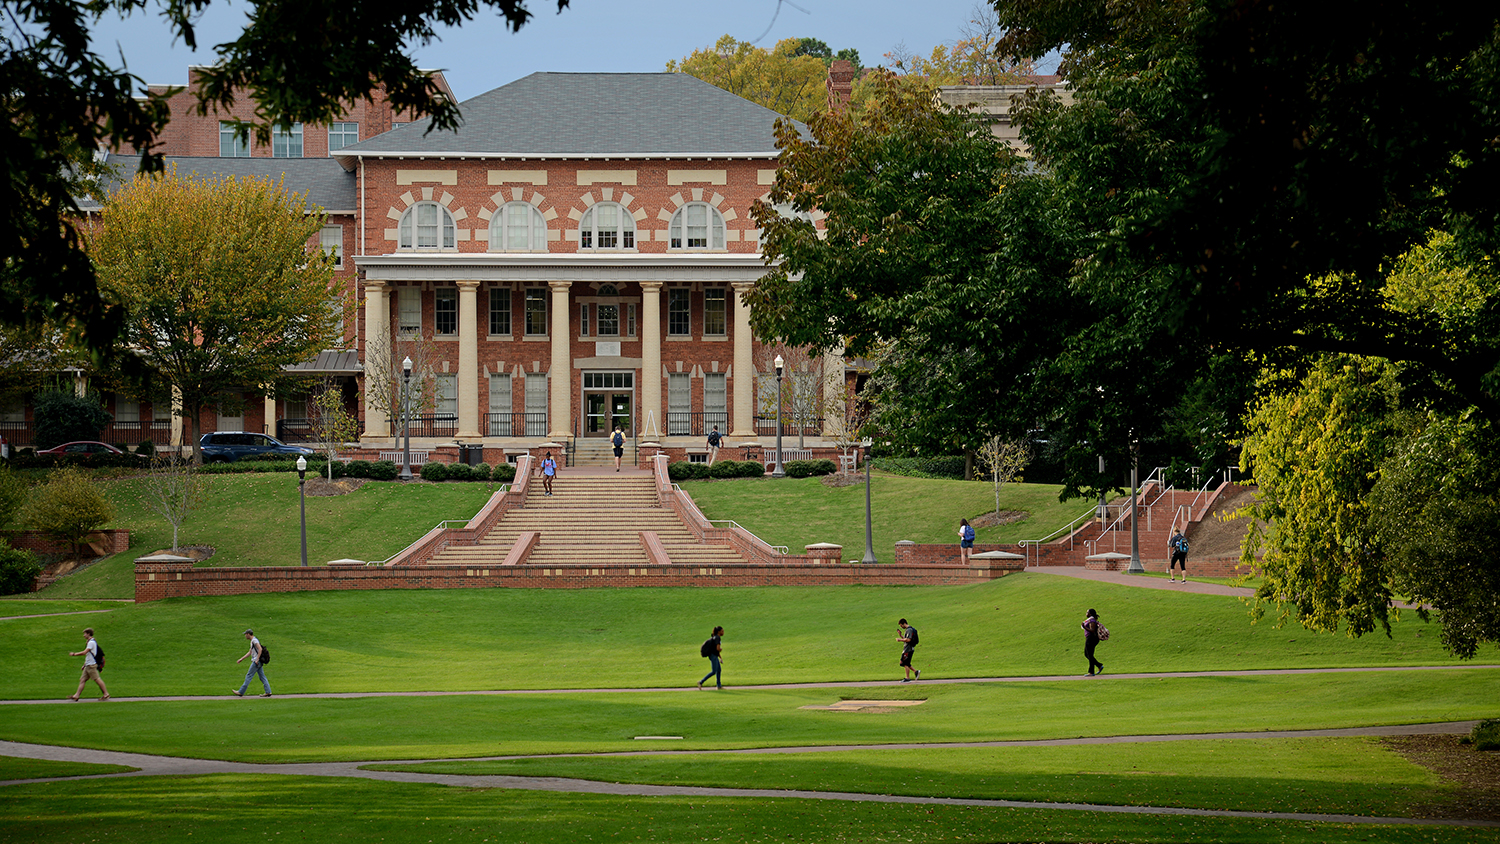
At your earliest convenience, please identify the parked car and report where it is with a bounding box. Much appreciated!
[199,432,314,463]
[36,441,146,459]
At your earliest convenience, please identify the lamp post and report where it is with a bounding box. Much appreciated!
[295,455,308,567]
[771,354,786,478]
[1127,437,1145,573]
[399,355,413,481]
[861,437,877,564]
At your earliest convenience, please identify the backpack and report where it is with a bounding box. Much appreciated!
[612,431,624,447]
[905,626,918,647]
[1174,534,1189,553]
[700,637,717,658]
[707,431,721,447]
[93,642,105,672]
[961,524,975,542]
[258,642,270,665]
[1098,624,1110,641]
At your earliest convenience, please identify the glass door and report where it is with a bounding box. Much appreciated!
[585,393,608,436]
[610,394,632,435]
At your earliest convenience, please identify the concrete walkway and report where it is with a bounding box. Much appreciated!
[1031,565,1255,597]
[1,722,1494,828]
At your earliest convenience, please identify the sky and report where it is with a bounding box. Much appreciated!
[85,0,1056,102]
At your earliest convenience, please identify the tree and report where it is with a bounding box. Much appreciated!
[666,35,831,123]
[306,379,360,479]
[0,464,27,529]
[142,453,203,553]
[361,331,442,449]
[22,467,116,565]
[32,387,112,450]
[3,0,568,360]
[885,4,1035,85]
[976,436,1031,516]
[755,344,826,448]
[88,171,346,463]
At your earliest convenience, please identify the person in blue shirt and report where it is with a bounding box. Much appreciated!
[540,451,557,496]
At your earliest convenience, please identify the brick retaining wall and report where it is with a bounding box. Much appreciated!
[5,529,131,557]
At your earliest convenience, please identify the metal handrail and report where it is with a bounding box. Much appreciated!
[373,514,498,566]
[706,519,790,555]
[1017,503,1100,566]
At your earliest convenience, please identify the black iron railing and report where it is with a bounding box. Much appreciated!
[665,411,729,437]
[485,412,548,438]
[754,415,823,437]
[101,421,174,445]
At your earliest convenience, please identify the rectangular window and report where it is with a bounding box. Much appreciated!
[152,401,172,422]
[489,287,511,336]
[285,396,307,421]
[668,288,690,336]
[704,373,727,429]
[667,373,691,435]
[435,374,457,418]
[525,288,547,335]
[272,123,303,158]
[114,397,140,423]
[435,288,457,335]
[327,122,359,152]
[580,303,590,337]
[524,373,548,436]
[398,288,421,335]
[320,226,343,269]
[627,303,637,337]
[703,288,726,336]
[219,122,249,157]
[488,372,512,436]
[597,303,619,336]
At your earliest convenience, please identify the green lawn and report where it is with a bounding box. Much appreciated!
[679,473,1088,553]
[0,756,136,779]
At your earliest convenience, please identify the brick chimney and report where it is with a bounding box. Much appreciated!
[827,59,855,114]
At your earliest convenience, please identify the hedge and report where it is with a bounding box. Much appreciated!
[670,459,764,481]
[869,455,967,480]
[784,459,836,478]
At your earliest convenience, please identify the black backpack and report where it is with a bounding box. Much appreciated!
[93,642,105,672]
[258,642,270,665]
[906,626,919,647]
[700,637,716,658]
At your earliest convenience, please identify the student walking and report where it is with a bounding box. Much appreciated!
[1082,608,1105,676]
[232,629,272,697]
[897,618,920,681]
[706,425,722,466]
[540,450,558,496]
[698,626,724,690]
[611,426,626,471]
[68,628,108,701]
[958,518,975,563]
[1168,528,1189,582]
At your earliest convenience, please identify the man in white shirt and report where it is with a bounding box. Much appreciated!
[68,628,108,701]
[232,628,272,697]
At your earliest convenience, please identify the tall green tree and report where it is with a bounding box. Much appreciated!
[23,467,115,564]
[88,171,345,462]
[667,35,832,123]
[2,0,568,359]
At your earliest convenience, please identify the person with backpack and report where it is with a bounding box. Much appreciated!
[958,518,976,563]
[697,626,724,690]
[540,450,558,496]
[897,618,920,682]
[68,627,108,701]
[232,628,272,697]
[1082,608,1105,676]
[1168,528,1189,582]
[611,425,626,471]
[706,425,722,466]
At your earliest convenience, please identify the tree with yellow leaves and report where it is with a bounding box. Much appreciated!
[667,35,829,123]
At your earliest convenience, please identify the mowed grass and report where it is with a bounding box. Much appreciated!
[4,774,1494,844]
[0,575,1476,700]
[0,756,136,779]
[680,473,1087,552]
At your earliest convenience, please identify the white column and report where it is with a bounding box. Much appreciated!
[640,281,662,438]
[547,279,572,440]
[363,282,390,439]
[730,281,756,440]
[170,385,184,448]
[263,393,277,437]
[821,346,845,437]
[457,281,481,438]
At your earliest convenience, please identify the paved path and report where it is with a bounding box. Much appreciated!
[1,722,1494,829]
[1031,565,1256,596]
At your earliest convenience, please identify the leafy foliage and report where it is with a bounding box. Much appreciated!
[0,539,41,595]
[21,467,115,562]
[31,388,111,450]
[0,464,28,530]
[666,35,829,123]
[783,459,836,479]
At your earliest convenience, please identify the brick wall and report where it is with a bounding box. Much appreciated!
[5,529,131,557]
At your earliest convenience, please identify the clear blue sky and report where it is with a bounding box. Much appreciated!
[86,0,1055,101]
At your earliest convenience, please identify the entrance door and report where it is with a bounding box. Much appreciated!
[585,392,632,436]
[610,394,631,435]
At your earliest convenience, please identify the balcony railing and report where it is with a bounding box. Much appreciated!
[486,412,549,438]
[754,415,823,438]
[665,411,729,437]
[0,420,33,447]
[276,418,366,443]
[402,414,458,438]
[102,420,174,446]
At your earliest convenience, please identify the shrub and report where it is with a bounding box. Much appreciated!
[136,440,156,457]
[471,462,491,481]
[345,461,370,478]
[22,467,116,562]
[0,465,26,530]
[368,460,399,481]
[1470,719,1500,752]
[784,459,836,478]
[419,461,448,481]
[0,540,41,595]
[709,460,743,479]
[870,455,968,480]
[445,462,473,482]
[32,388,112,450]
[668,461,711,481]
[492,463,517,483]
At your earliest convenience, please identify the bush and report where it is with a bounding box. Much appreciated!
[444,462,473,482]
[10,452,143,471]
[0,540,41,595]
[136,440,156,457]
[668,461,712,481]
[345,461,370,478]
[471,462,491,481]
[1469,719,1500,751]
[368,460,399,481]
[419,461,447,481]
[492,462,517,483]
[870,455,968,480]
[0,465,26,530]
[784,459,836,479]
[21,467,116,562]
[32,388,112,450]
[199,458,334,475]
[709,460,743,479]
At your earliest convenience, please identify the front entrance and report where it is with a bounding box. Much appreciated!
[582,371,634,437]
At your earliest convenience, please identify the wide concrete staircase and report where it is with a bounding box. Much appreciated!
[426,472,747,568]
[570,437,619,468]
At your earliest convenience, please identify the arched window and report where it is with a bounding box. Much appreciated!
[669,203,726,250]
[490,202,547,252]
[398,202,456,250]
[578,202,636,250]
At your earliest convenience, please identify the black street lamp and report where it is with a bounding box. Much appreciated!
[295,455,308,567]
[400,355,414,481]
[771,354,785,478]
[861,438,877,563]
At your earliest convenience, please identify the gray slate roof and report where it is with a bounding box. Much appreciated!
[341,72,805,158]
[85,154,356,214]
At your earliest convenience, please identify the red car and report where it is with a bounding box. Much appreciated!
[36,441,144,459]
